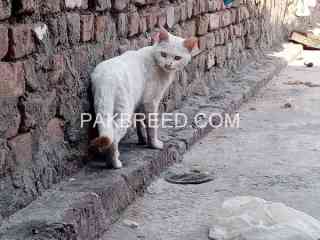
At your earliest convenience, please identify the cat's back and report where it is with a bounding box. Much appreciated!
[91,47,152,84]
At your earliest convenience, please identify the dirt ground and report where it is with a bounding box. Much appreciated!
[101,50,320,240]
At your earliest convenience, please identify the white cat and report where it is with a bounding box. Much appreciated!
[90,28,198,169]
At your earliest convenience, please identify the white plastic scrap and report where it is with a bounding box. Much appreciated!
[209,196,320,240]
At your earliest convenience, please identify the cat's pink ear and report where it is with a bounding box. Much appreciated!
[152,29,169,44]
[183,37,199,52]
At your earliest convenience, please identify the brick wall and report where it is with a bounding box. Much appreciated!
[0,0,315,220]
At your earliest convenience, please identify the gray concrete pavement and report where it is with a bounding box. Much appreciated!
[102,50,320,240]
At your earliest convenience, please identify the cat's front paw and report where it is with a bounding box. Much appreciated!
[112,159,123,169]
[149,139,164,150]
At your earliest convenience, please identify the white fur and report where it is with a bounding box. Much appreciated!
[91,32,194,168]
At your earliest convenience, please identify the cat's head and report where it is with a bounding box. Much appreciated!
[152,28,198,73]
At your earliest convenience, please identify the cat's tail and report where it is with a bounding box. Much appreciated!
[89,136,113,154]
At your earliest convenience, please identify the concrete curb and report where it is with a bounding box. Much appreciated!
[0,44,303,240]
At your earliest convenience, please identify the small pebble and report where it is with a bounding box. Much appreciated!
[31,228,39,235]
[304,62,314,68]
[123,219,139,229]
[283,103,292,109]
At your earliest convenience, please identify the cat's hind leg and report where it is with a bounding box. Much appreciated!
[89,100,121,167]
[111,102,135,168]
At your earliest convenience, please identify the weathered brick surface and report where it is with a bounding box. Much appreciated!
[0,0,11,20]
[41,0,61,14]
[95,15,106,42]
[0,62,25,97]
[8,24,34,59]
[15,0,36,14]
[65,0,88,9]
[0,0,317,223]
[81,14,94,42]
[0,25,8,60]
[8,133,33,166]
[128,11,140,36]
[67,13,81,45]
[94,0,111,11]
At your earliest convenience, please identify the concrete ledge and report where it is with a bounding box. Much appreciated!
[0,44,302,240]
[0,191,107,240]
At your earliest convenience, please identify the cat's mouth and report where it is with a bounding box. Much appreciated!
[164,66,176,72]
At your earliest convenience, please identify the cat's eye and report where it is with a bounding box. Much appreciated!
[174,56,182,61]
[161,52,167,58]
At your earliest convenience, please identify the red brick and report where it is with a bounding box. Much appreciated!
[23,59,38,91]
[174,5,181,24]
[192,0,200,16]
[48,54,65,84]
[0,25,8,60]
[233,24,242,37]
[206,32,215,49]
[47,118,64,142]
[186,0,193,18]
[209,12,221,31]
[16,0,36,14]
[48,15,68,47]
[145,10,157,31]
[67,13,80,45]
[197,14,209,36]
[41,0,60,14]
[128,11,140,37]
[157,9,166,28]
[199,0,207,13]
[0,0,11,20]
[112,0,129,12]
[0,62,25,97]
[221,10,232,27]
[139,16,147,33]
[95,15,106,42]
[8,133,33,165]
[65,0,88,9]
[8,24,35,59]
[206,51,216,69]
[117,13,128,37]
[198,35,207,51]
[94,0,111,11]
[180,2,187,21]
[5,114,21,139]
[237,6,250,23]
[80,15,94,42]
[166,6,175,28]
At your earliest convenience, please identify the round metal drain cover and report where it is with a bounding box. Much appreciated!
[165,171,214,185]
